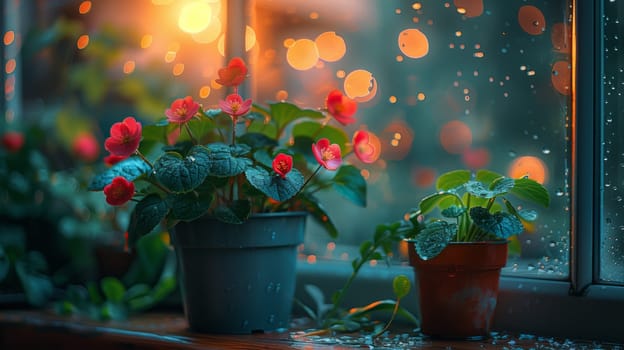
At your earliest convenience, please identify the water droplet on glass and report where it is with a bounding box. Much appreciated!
[241,320,249,328]
[527,264,535,271]
[271,232,277,240]
[275,283,281,293]
[542,147,551,154]
[555,189,565,196]
[549,241,556,248]
[508,150,517,157]
[266,282,274,293]
[267,314,275,324]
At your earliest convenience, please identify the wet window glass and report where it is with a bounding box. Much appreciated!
[5,0,573,279]
[601,0,624,284]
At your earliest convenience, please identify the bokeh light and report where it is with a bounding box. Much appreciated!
[192,17,222,44]
[551,23,571,53]
[217,26,257,55]
[412,167,437,188]
[123,60,135,74]
[286,39,319,71]
[518,5,546,35]
[178,1,212,34]
[3,31,15,46]
[462,147,491,169]
[439,120,472,154]
[76,35,89,50]
[453,0,484,18]
[344,69,376,101]
[551,60,571,95]
[78,1,92,15]
[508,156,548,184]
[398,28,429,59]
[315,31,346,62]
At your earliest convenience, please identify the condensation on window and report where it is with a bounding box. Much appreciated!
[247,0,572,279]
[600,0,624,284]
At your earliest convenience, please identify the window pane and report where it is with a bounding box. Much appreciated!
[250,1,572,279]
[600,0,624,284]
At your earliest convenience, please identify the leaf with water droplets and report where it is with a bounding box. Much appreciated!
[154,146,210,193]
[441,205,466,218]
[470,207,524,238]
[414,221,456,260]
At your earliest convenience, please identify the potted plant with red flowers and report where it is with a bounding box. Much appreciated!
[383,169,549,339]
[88,57,374,334]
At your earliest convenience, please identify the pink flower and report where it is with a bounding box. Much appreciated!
[103,176,135,206]
[72,132,100,163]
[215,57,248,87]
[312,138,342,170]
[326,89,357,126]
[165,96,200,124]
[104,154,128,167]
[1,131,24,153]
[104,117,142,157]
[353,130,381,164]
[272,153,293,179]
[219,93,252,118]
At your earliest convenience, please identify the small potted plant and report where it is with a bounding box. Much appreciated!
[88,57,375,333]
[393,169,549,339]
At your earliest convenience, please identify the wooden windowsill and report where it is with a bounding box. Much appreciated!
[0,309,622,349]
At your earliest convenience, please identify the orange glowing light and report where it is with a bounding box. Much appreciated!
[164,51,177,63]
[344,69,375,100]
[462,147,491,169]
[417,92,426,101]
[78,1,92,14]
[310,11,319,20]
[192,17,222,44]
[76,35,89,50]
[551,22,571,53]
[412,3,422,10]
[199,86,211,98]
[454,0,483,18]
[389,96,398,104]
[398,28,429,59]
[140,34,153,49]
[172,63,185,76]
[508,156,547,184]
[5,59,16,74]
[413,167,437,188]
[275,90,288,101]
[3,31,15,46]
[286,39,319,71]
[551,60,571,95]
[178,1,212,34]
[152,0,174,4]
[439,120,472,154]
[306,255,317,264]
[315,31,346,62]
[216,26,257,55]
[518,5,546,35]
[381,120,414,160]
[336,70,346,79]
[122,60,135,74]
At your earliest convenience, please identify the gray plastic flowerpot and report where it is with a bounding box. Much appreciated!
[171,211,306,334]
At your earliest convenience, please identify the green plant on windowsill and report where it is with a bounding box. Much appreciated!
[296,222,418,338]
[396,169,550,259]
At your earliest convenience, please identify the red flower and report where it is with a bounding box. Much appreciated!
[312,138,342,170]
[219,93,252,118]
[215,57,248,87]
[1,131,24,153]
[353,130,381,164]
[103,176,135,206]
[326,89,357,126]
[272,153,293,179]
[72,132,100,163]
[104,154,128,167]
[104,117,142,157]
[165,96,200,124]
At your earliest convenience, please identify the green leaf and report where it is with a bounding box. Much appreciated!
[347,299,419,325]
[470,207,524,238]
[436,169,471,190]
[475,169,504,186]
[245,166,304,202]
[292,122,350,152]
[15,253,53,307]
[392,275,411,299]
[167,192,213,221]
[213,200,252,224]
[100,277,126,303]
[238,132,278,149]
[332,165,367,207]
[441,205,466,218]
[359,240,372,257]
[100,301,128,321]
[268,102,325,131]
[510,177,550,208]
[88,157,151,191]
[205,143,253,177]
[154,146,210,193]
[124,284,151,301]
[414,221,456,260]
[128,194,169,244]
[419,192,461,214]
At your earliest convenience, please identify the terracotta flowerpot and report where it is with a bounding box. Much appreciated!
[171,211,306,334]
[407,240,508,339]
